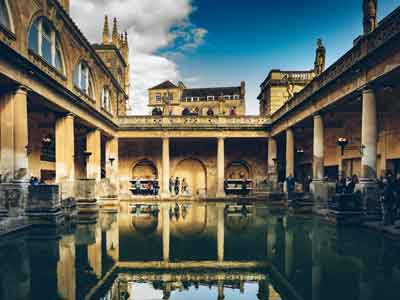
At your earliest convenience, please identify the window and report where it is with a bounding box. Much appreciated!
[192,97,199,102]
[28,17,65,73]
[101,87,112,112]
[155,93,161,102]
[207,96,215,101]
[224,95,232,100]
[0,0,11,31]
[40,134,55,162]
[73,61,94,98]
[233,95,240,100]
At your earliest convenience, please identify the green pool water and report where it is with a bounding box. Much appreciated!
[0,201,399,300]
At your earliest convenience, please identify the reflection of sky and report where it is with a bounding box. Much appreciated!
[129,282,276,300]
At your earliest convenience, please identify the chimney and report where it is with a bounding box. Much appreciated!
[240,81,246,99]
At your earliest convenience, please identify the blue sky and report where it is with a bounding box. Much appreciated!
[72,0,399,115]
[159,0,399,115]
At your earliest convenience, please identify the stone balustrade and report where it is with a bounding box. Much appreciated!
[118,115,271,129]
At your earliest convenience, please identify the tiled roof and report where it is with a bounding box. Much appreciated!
[149,81,178,90]
[183,87,241,98]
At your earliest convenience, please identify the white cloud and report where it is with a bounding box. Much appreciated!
[70,0,207,115]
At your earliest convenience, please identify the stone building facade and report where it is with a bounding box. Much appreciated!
[0,0,399,207]
[148,80,246,116]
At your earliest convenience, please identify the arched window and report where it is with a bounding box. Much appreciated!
[73,61,94,98]
[101,87,111,112]
[0,0,12,31]
[28,17,65,73]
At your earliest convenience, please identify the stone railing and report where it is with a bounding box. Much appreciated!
[281,70,314,82]
[271,5,400,122]
[118,115,271,130]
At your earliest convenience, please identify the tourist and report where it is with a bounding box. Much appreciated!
[153,178,159,195]
[182,178,188,194]
[344,176,356,193]
[169,176,175,194]
[304,176,312,192]
[379,171,396,226]
[175,177,180,195]
[285,174,295,197]
[336,175,346,193]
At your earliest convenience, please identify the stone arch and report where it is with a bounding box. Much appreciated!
[173,158,207,196]
[226,160,252,179]
[131,159,158,180]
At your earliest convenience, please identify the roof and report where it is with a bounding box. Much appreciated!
[149,81,178,90]
[183,87,241,98]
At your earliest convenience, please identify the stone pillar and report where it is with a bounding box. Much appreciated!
[162,204,170,262]
[105,137,119,196]
[161,137,170,198]
[310,114,329,201]
[55,114,75,183]
[86,129,101,181]
[268,137,278,188]
[285,227,294,278]
[217,204,225,262]
[13,87,29,181]
[286,128,294,178]
[216,137,225,198]
[356,87,379,213]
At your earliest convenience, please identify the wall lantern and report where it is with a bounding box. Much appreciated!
[336,137,348,156]
[109,157,115,166]
[83,151,92,162]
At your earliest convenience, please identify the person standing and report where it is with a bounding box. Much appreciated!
[169,176,175,194]
[182,178,188,195]
[175,177,180,196]
[379,171,396,226]
[285,174,295,198]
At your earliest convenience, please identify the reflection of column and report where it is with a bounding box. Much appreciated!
[267,217,276,260]
[217,280,225,300]
[161,137,170,197]
[106,214,119,262]
[217,204,225,262]
[106,137,119,194]
[360,87,377,180]
[312,114,324,181]
[286,128,294,178]
[257,280,270,300]
[86,129,101,180]
[57,235,76,300]
[216,137,225,198]
[88,225,102,278]
[56,114,75,182]
[268,137,278,186]
[162,204,170,262]
[285,227,294,278]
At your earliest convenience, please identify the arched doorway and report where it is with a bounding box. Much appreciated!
[132,159,158,179]
[226,160,251,179]
[173,158,207,196]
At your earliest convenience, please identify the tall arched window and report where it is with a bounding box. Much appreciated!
[28,17,64,73]
[0,0,12,31]
[101,86,112,112]
[73,61,94,98]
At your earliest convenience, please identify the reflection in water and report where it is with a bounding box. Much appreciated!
[0,202,399,300]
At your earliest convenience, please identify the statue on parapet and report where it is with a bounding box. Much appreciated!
[363,0,378,34]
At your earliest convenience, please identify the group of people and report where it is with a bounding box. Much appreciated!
[336,175,359,194]
[377,171,400,226]
[169,177,189,196]
[29,176,45,186]
[133,179,159,195]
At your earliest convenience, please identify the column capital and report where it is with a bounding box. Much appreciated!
[360,84,375,94]
[14,85,30,96]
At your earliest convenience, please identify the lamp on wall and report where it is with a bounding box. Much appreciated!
[337,137,349,156]
[83,151,92,162]
[109,157,115,166]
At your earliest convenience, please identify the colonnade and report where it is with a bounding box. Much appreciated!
[268,86,379,198]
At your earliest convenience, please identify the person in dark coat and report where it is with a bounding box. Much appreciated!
[379,171,396,226]
[174,177,180,196]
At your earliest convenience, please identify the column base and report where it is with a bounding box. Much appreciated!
[310,180,329,203]
[355,179,380,219]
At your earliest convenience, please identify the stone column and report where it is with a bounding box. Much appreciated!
[161,137,170,198]
[268,137,278,188]
[216,137,225,198]
[0,91,15,180]
[86,129,101,181]
[162,204,170,262]
[310,114,329,201]
[217,280,225,300]
[88,225,102,278]
[356,87,379,212]
[286,128,294,178]
[55,114,75,183]
[105,137,119,196]
[13,87,29,181]
[217,204,225,262]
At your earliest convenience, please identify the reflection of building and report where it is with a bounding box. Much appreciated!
[148,81,246,116]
